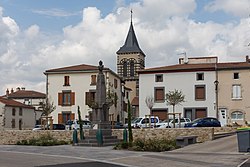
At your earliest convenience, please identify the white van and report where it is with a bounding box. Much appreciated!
[130,116,160,128]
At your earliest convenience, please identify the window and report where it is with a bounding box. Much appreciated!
[12,108,16,116]
[155,74,163,82]
[58,112,75,124]
[233,73,239,79]
[196,73,204,81]
[19,108,22,116]
[91,75,96,85]
[114,79,117,89]
[11,119,15,128]
[231,111,243,120]
[126,92,129,99]
[58,91,75,106]
[64,76,70,86]
[130,60,134,77]
[232,85,241,99]
[123,62,127,77]
[85,91,96,106]
[195,85,206,100]
[154,87,165,102]
[63,92,71,105]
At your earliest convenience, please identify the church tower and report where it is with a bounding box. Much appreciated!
[116,11,145,115]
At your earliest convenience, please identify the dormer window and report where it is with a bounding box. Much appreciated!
[64,76,70,86]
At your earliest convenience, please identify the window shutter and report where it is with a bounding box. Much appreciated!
[71,92,75,105]
[155,88,164,101]
[58,113,63,124]
[58,93,63,105]
[85,92,91,105]
[70,113,75,120]
[195,86,205,100]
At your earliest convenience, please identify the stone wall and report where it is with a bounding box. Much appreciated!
[0,127,236,145]
[113,128,215,143]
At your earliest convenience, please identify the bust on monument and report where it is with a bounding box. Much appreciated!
[98,60,104,73]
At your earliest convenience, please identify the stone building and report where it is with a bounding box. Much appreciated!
[116,12,145,117]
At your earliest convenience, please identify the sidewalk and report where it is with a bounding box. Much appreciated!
[0,134,248,167]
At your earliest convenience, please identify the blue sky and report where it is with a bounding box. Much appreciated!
[1,0,242,32]
[0,0,250,94]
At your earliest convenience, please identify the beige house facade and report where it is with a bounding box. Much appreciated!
[217,56,250,126]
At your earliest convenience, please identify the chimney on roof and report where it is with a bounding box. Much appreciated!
[11,88,14,93]
[16,87,21,91]
[6,89,9,96]
[21,87,25,90]
[246,55,250,63]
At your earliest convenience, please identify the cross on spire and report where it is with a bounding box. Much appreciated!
[130,9,133,23]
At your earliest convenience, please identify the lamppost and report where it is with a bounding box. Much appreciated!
[214,80,219,119]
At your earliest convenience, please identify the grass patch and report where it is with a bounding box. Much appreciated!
[16,134,70,146]
[114,138,179,152]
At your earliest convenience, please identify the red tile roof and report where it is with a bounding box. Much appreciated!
[3,90,46,99]
[44,63,121,79]
[0,97,35,109]
[45,64,109,73]
[138,61,250,74]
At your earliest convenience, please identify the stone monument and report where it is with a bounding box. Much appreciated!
[78,61,120,146]
[92,60,111,130]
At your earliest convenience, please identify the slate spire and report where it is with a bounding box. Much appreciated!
[116,10,145,56]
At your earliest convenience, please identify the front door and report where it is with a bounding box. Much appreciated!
[219,109,227,126]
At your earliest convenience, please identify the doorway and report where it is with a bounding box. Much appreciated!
[219,109,227,126]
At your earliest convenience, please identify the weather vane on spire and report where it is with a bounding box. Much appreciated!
[130,9,133,23]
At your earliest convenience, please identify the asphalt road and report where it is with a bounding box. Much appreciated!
[0,134,248,167]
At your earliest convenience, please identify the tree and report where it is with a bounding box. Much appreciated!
[127,100,133,145]
[166,89,185,113]
[145,95,154,115]
[78,106,84,140]
[40,98,56,130]
[166,89,185,128]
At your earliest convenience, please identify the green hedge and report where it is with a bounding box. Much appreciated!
[114,138,179,152]
[16,134,71,146]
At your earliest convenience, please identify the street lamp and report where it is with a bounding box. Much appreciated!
[214,80,219,119]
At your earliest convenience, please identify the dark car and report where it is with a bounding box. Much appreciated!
[52,124,65,130]
[184,117,221,127]
[113,122,124,129]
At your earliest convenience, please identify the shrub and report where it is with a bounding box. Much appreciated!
[113,138,178,152]
[16,134,70,146]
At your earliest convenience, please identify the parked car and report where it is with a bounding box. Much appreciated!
[125,116,160,128]
[184,117,221,127]
[51,124,65,130]
[65,120,92,130]
[112,122,124,129]
[157,118,191,128]
[32,125,43,131]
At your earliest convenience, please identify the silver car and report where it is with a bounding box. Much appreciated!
[157,118,191,128]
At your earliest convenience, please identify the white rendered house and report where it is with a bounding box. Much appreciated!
[139,57,217,121]
[44,63,123,124]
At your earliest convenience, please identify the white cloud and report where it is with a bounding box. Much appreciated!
[32,8,79,17]
[0,1,250,95]
[205,0,250,17]
[24,25,39,38]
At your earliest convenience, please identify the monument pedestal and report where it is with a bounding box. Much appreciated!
[77,128,122,147]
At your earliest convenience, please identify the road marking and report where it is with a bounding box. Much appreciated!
[237,157,249,167]
[0,150,137,167]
